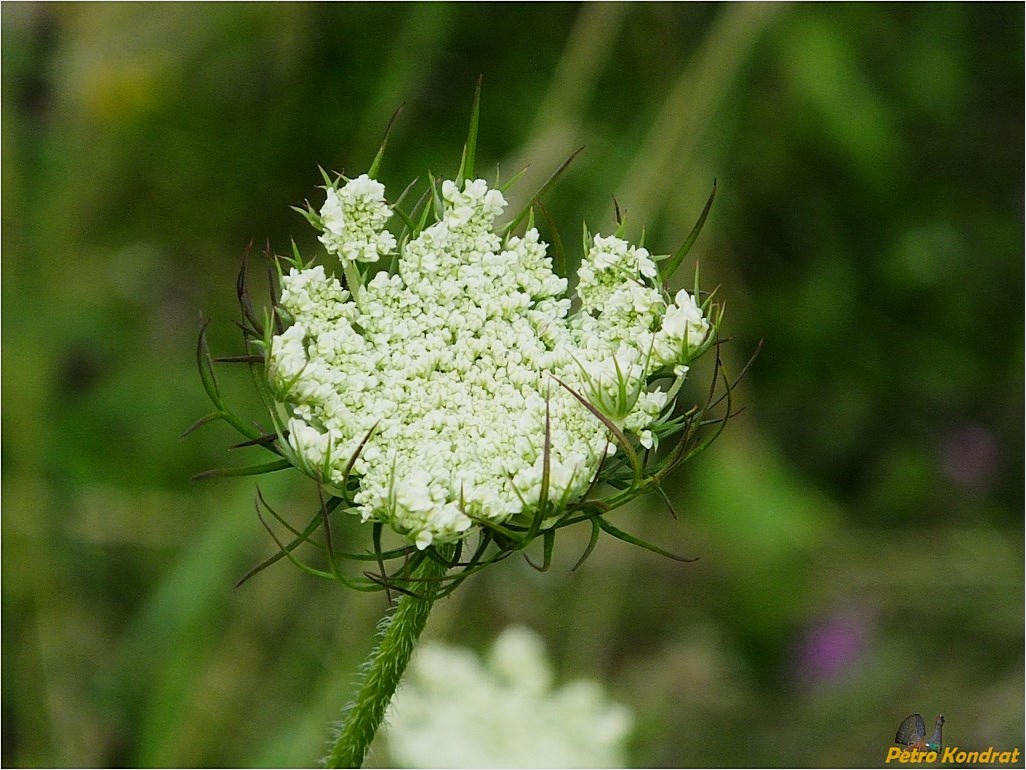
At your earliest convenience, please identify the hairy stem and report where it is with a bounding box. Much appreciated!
[324,554,450,768]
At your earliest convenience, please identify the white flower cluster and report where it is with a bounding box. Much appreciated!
[385,627,634,768]
[318,173,397,263]
[267,175,710,549]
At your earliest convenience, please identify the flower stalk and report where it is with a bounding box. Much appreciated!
[325,552,451,768]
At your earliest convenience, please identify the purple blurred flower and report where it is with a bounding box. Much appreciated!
[939,422,999,490]
[792,609,872,686]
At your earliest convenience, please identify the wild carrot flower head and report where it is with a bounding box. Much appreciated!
[192,90,742,591]
[268,173,712,552]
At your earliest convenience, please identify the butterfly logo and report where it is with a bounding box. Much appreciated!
[895,713,945,752]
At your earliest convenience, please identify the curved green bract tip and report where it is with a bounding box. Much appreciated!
[659,180,717,281]
[368,103,405,180]
[456,75,483,185]
[504,146,584,237]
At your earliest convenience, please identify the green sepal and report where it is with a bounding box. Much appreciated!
[193,321,269,445]
[498,165,529,194]
[428,172,445,222]
[196,317,221,403]
[389,197,420,240]
[228,432,279,450]
[613,200,629,239]
[414,186,435,232]
[252,491,374,590]
[282,239,306,270]
[238,492,414,590]
[236,248,266,339]
[254,495,337,582]
[521,393,554,546]
[392,176,421,212]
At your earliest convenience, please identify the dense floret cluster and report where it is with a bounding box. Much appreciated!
[267,175,711,550]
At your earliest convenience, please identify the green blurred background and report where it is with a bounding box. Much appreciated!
[3,3,1022,767]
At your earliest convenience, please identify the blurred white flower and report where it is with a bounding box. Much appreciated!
[385,627,634,768]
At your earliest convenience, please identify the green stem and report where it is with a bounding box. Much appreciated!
[324,553,450,768]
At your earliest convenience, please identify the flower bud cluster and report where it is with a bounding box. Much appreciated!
[267,174,712,550]
[318,174,397,263]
